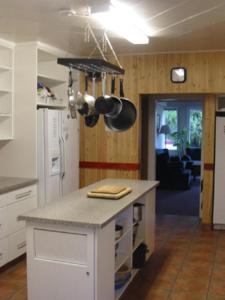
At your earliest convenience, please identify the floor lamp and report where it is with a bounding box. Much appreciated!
[159,125,171,148]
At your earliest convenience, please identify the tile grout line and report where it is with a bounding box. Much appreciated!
[166,218,201,299]
[205,230,220,300]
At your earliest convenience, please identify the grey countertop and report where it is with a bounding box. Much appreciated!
[0,177,38,195]
[19,179,159,228]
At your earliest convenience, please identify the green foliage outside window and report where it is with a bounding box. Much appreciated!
[189,110,202,147]
[164,109,177,132]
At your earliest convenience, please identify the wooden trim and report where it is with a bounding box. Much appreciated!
[79,161,140,171]
[204,163,214,171]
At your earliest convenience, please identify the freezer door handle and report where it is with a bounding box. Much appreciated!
[59,136,66,179]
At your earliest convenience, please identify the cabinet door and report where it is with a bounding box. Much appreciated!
[27,227,94,300]
[0,237,8,267]
[7,196,37,234]
[8,229,26,261]
[0,206,8,238]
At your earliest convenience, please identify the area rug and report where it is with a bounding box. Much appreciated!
[156,178,200,216]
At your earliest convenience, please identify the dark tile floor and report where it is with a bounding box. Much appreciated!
[1,215,225,300]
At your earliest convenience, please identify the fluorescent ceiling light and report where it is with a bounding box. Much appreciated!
[92,0,151,44]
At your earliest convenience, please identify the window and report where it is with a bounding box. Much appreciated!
[189,110,202,147]
[163,109,178,150]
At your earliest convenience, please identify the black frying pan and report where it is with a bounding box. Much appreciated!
[95,77,122,118]
[104,79,137,132]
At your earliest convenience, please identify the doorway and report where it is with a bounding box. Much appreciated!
[140,95,204,217]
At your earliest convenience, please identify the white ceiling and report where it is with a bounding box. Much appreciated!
[1,0,225,55]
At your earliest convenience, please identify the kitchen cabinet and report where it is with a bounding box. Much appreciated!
[0,39,14,140]
[20,179,158,300]
[0,184,37,267]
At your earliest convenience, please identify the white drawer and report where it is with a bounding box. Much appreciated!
[7,196,37,235]
[0,237,9,267]
[0,206,8,238]
[8,229,26,261]
[0,193,8,208]
[8,185,37,205]
[34,228,88,265]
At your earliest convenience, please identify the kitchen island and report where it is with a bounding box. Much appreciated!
[19,179,159,300]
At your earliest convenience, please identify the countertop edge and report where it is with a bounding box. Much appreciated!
[19,180,159,228]
[0,178,38,195]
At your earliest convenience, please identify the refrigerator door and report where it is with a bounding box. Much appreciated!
[60,110,79,196]
[37,109,61,206]
[213,113,225,227]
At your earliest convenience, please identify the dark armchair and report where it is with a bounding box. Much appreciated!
[156,149,192,190]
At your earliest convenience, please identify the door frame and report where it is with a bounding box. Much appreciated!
[140,93,209,219]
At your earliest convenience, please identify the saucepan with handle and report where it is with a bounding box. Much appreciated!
[104,78,137,132]
[95,74,122,118]
[77,74,96,117]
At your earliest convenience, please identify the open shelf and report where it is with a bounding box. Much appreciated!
[0,65,12,72]
[37,102,66,108]
[133,238,144,253]
[37,74,66,87]
[0,113,11,118]
[0,136,13,141]
[115,228,131,245]
[115,269,139,300]
[115,253,131,273]
[0,89,11,95]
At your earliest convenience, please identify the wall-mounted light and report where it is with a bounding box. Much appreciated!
[92,0,151,44]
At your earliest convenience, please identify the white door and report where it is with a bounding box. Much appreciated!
[60,111,79,196]
[213,114,225,225]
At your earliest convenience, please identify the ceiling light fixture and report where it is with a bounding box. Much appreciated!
[92,0,151,44]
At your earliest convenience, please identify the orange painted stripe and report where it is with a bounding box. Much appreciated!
[204,163,214,170]
[79,161,140,171]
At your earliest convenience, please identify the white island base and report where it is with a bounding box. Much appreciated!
[21,179,158,300]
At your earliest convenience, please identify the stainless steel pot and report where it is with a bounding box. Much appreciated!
[84,76,99,127]
[77,75,95,116]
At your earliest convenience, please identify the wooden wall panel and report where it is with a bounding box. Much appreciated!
[80,169,139,187]
[80,51,225,224]
[202,95,216,224]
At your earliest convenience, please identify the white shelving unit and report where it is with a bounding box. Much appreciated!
[37,45,68,108]
[0,40,14,140]
[114,192,155,300]
[0,41,79,179]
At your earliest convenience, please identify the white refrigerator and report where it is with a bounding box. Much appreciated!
[37,108,79,207]
[213,111,225,229]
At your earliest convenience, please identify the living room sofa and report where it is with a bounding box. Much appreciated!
[156,149,192,190]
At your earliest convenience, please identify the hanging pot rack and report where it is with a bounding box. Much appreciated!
[57,24,125,76]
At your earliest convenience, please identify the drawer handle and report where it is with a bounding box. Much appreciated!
[17,241,26,250]
[16,190,32,199]
[0,253,2,259]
